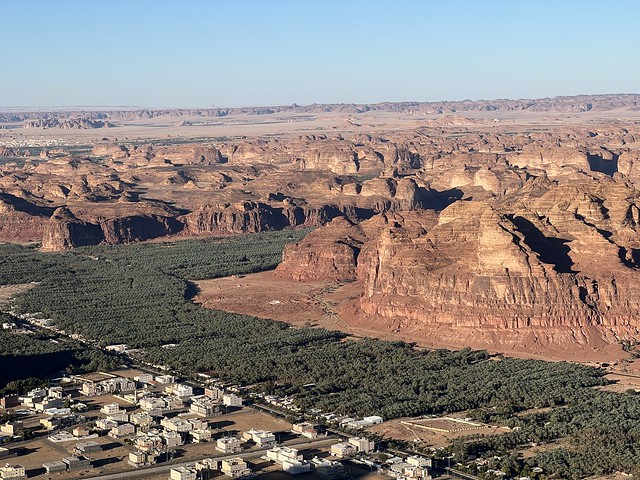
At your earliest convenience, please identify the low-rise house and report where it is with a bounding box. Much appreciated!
[0,396,19,409]
[0,464,26,480]
[41,417,61,430]
[109,423,135,438]
[72,426,90,437]
[330,443,356,459]
[216,436,243,454]
[162,430,183,448]
[266,446,311,475]
[107,411,129,423]
[62,456,91,472]
[292,422,319,438]
[170,465,197,480]
[130,412,153,428]
[190,429,212,443]
[42,461,66,475]
[100,403,122,415]
[134,373,154,384]
[220,458,251,478]
[73,441,101,455]
[310,457,347,479]
[222,393,243,407]
[128,450,159,468]
[155,375,175,384]
[0,422,23,437]
[242,429,276,447]
[161,417,193,433]
[204,386,224,400]
[189,397,222,417]
[135,432,163,452]
[348,437,375,454]
[168,384,193,398]
[96,418,118,431]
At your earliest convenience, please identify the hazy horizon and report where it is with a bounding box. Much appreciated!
[4,0,639,108]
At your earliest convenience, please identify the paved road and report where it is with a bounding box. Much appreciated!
[85,437,336,480]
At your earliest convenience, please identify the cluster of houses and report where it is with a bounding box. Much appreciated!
[383,455,432,480]
[169,458,250,480]
[330,436,375,459]
[78,376,247,469]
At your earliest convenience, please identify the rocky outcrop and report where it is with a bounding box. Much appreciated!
[278,180,640,344]
[41,207,183,251]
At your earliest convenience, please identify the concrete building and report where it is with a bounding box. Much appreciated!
[96,418,118,431]
[109,423,135,438]
[155,375,176,384]
[216,436,243,454]
[0,396,18,409]
[162,430,183,448]
[242,429,276,447]
[62,456,91,472]
[348,437,375,454]
[73,441,101,455]
[169,384,193,398]
[222,393,243,407]
[135,433,163,452]
[189,397,222,417]
[204,386,224,400]
[107,411,130,423]
[100,403,122,415]
[0,422,23,437]
[161,417,192,433]
[128,450,158,468]
[310,457,347,479]
[292,422,319,438]
[220,458,251,478]
[170,465,197,480]
[0,464,26,480]
[72,426,90,437]
[134,373,154,384]
[130,412,153,428]
[190,429,212,443]
[330,443,356,459]
[266,446,311,475]
[42,461,66,475]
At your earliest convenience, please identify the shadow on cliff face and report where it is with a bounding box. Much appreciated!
[419,187,464,211]
[509,215,576,273]
[587,153,618,176]
[0,192,55,216]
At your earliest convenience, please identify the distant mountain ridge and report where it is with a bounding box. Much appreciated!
[1,93,639,124]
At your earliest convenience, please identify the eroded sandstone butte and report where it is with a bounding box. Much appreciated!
[276,178,640,355]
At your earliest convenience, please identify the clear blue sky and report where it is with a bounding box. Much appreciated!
[3,0,639,107]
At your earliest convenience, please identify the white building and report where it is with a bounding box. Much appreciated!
[100,403,123,415]
[170,466,197,480]
[310,457,347,479]
[155,375,176,384]
[216,436,243,454]
[266,446,311,474]
[348,437,374,454]
[222,393,243,407]
[292,422,319,438]
[169,384,193,398]
[242,429,276,447]
[134,373,154,384]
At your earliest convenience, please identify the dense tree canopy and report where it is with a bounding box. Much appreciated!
[0,231,638,477]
